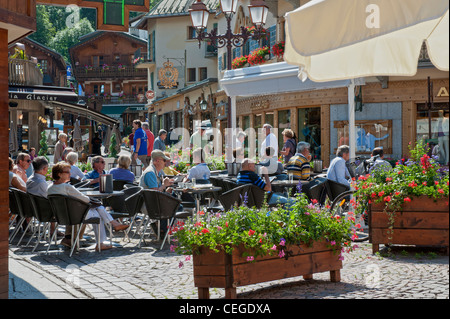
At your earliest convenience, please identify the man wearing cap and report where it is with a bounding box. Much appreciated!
[189,125,208,150]
[140,150,174,192]
[139,150,177,237]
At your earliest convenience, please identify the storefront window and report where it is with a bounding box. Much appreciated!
[416,103,449,164]
[277,109,291,148]
[298,108,321,160]
[334,120,393,156]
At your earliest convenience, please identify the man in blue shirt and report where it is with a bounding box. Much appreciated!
[85,156,107,187]
[327,145,351,188]
[132,120,148,169]
[237,159,294,209]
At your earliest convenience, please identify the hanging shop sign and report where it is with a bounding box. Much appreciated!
[8,86,78,102]
[158,60,179,89]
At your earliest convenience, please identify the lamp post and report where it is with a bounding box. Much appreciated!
[189,0,268,130]
[189,0,268,162]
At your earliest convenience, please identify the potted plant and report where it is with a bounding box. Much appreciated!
[353,141,449,254]
[171,192,357,299]
[272,41,285,61]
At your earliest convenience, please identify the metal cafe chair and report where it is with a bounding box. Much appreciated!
[138,189,182,250]
[28,193,57,253]
[9,188,36,246]
[47,194,101,257]
[219,184,273,211]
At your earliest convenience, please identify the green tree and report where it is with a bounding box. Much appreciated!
[109,133,118,158]
[29,5,56,47]
[48,18,94,63]
[38,131,49,159]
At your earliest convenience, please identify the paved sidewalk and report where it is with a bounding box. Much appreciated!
[8,229,449,300]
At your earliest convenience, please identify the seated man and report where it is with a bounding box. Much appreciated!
[237,158,294,208]
[85,156,107,187]
[162,152,180,176]
[370,147,392,173]
[184,148,210,182]
[140,150,174,192]
[26,156,61,237]
[259,147,283,175]
[286,141,312,180]
[327,145,351,188]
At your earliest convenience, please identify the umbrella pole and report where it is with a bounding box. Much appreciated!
[348,79,356,160]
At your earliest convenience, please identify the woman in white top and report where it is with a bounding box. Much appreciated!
[65,152,86,181]
[9,157,26,191]
[47,162,128,251]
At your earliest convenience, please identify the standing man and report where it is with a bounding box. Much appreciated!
[132,120,148,169]
[190,125,208,150]
[153,129,167,151]
[260,124,278,159]
[142,122,154,167]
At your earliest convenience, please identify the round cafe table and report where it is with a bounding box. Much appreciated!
[80,190,124,199]
[172,185,222,220]
[271,180,309,196]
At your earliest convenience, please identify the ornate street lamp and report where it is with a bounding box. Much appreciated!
[189,0,269,130]
[200,99,208,111]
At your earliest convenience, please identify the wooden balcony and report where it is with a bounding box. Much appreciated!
[8,58,43,86]
[73,65,147,80]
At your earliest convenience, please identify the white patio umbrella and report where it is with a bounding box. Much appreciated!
[73,119,83,152]
[284,0,449,159]
[103,125,112,151]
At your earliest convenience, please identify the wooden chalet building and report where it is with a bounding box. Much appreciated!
[69,31,149,131]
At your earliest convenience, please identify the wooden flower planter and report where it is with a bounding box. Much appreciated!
[193,240,342,299]
[369,196,449,254]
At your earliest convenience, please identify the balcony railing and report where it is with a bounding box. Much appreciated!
[83,95,146,105]
[8,58,43,86]
[73,65,147,80]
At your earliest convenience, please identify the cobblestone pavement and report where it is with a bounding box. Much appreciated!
[9,229,449,300]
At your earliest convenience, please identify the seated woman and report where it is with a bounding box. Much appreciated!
[48,162,128,251]
[66,152,86,181]
[9,157,27,191]
[109,155,135,183]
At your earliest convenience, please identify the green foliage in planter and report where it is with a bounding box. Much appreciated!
[38,131,49,160]
[77,161,92,174]
[171,193,357,261]
[353,140,449,251]
[109,133,118,158]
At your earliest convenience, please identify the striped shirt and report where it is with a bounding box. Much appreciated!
[286,153,311,180]
[237,170,266,190]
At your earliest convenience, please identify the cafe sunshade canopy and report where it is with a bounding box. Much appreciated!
[284,0,449,82]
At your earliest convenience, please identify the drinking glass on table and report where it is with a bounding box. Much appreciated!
[288,172,294,183]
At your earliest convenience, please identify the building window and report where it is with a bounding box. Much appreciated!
[39,60,48,73]
[416,103,449,164]
[188,27,197,40]
[187,68,196,82]
[93,85,99,95]
[93,56,104,68]
[199,67,207,81]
